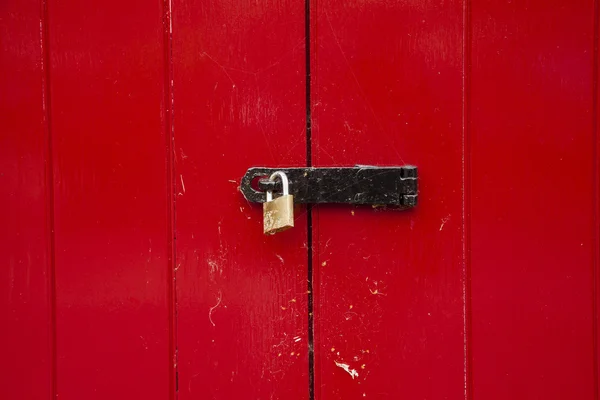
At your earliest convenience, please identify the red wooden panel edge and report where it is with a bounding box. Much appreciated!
[173,1,309,399]
[470,1,596,398]
[595,0,600,396]
[48,1,173,398]
[0,1,54,398]
[311,1,465,399]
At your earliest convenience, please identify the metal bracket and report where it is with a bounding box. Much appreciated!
[240,165,417,208]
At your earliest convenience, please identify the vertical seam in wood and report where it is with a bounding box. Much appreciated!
[41,1,57,398]
[163,0,178,398]
[306,0,312,169]
[462,0,473,399]
[306,0,315,399]
[592,0,599,398]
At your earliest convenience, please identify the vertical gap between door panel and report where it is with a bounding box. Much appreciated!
[163,0,178,397]
[462,0,473,399]
[592,0,599,398]
[41,0,57,397]
[305,0,315,399]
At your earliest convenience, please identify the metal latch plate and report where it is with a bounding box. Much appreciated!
[240,165,417,208]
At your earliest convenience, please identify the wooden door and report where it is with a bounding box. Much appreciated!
[1,1,598,399]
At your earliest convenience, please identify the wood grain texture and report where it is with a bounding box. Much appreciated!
[47,1,174,398]
[310,1,465,399]
[470,0,597,398]
[172,1,309,398]
[0,1,53,398]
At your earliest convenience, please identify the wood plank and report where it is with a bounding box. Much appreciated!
[310,1,465,398]
[0,1,53,398]
[47,1,174,398]
[470,1,596,398]
[596,2,600,394]
[172,1,309,399]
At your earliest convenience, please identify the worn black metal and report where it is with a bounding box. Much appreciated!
[240,165,417,207]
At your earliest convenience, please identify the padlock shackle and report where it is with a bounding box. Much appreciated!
[266,171,289,201]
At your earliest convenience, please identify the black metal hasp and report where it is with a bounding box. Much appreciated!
[240,165,417,208]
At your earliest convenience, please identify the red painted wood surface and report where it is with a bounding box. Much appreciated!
[0,1,52,398]
[597,2,600,394]
[172,1,309,398]
[1,1,599,399]
[470,1,597,398]
[310,1,464,399]
[47,0,174,398]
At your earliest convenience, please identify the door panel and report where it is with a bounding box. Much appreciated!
[47,1,174,398]
[0,1,52,398]
[172,1,309,398]
[470,1,597,398]
[310,1,465,399]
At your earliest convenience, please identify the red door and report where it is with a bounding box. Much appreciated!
[1,1,598,399]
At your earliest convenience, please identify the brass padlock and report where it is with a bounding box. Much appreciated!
[263,171,294,235]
